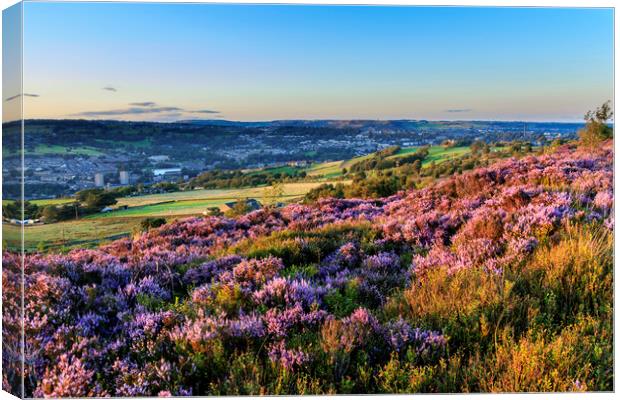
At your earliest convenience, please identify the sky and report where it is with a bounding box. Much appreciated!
[2,2,21,123]
[3,2,615,122]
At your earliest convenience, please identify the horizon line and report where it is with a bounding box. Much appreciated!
[2,117,590,125]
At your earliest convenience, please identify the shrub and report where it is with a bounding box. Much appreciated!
[471,315,612,392]
[578,101,613,148]
[140,217,167,231]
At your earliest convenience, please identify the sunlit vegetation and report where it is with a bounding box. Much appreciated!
[3,135,613,395]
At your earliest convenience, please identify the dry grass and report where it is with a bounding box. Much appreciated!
[403,268,505,322]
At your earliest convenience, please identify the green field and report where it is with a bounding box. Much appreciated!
[115,182,329,208]
[2,198,75,206]
[6,182,344,251]
[392,147,421,156]
[101,182,337,218]
[247,165,298,176]
[3,144,106,158]
[419,146,471,166]
[3,217,143,251]
[306,146,472,178]
[340,152,376,169]
[5,146,474,251]
[306,161,344,178]
[94,138,152,148]
[31,144,104,156]
[31,198,75,206]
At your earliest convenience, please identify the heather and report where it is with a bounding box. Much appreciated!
[2,141,613,395]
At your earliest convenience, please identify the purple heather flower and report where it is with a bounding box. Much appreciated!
[267,340,310,371]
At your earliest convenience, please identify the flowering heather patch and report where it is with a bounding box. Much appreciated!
[384,318,446,358]
[2,142,613,395]
[267,340,310,371]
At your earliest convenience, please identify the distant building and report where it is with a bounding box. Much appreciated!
[153,167,182,177]
[153,168,182,181]
[222,199,262,212]
[119,170,129,185]
[94,173,105,187]
[5,218,40,225]
[148,155,170,163]
[287,160,311,167]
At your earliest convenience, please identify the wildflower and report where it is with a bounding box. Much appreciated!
[267,340,310,371]
[593,190,614,212]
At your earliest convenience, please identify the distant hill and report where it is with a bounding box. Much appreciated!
[177,118,585,131]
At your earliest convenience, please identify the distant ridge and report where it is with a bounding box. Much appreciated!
[175,119,585,130]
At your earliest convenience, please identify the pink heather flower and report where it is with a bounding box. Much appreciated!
[253,277,326,308]
[264,304,304,337]
[593,190,614,212]
[34,354,98,398]
[412,246,457,276]
[267,340,310,371]
[572,379,587,391]
[384,318,447,357]
[363,252,401,271]
[226,312,266,338]
[232,256,284,287]
[333,308,383,352]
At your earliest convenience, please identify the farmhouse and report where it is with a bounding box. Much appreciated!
[287,160,311,167]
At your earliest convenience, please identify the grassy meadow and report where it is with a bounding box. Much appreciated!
[30,144,105,156]
[7,182,346,251]
[307,145,473,178]
[4,217,142,252]
[4,146,477,252]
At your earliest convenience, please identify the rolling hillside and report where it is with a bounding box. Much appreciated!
[6,145,477,251]
[3,141,612,396]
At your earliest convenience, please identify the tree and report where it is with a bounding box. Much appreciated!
[2,200,40,220]
[470,140,483,153]
[263,181,284,206]
[205,207,223,217]
[41,205,60,223]
[140,217,166,232]
[2,201,21,219]
[303,183,345,203]
[345,176,399,198]
[76,188,117,210]
[579,101,613,148]
[412,159,422,175]
[75,189,116,210]
[225,198,251,217]
[84,192,117,210]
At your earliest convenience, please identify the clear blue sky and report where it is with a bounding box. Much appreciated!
[11,3,615,122]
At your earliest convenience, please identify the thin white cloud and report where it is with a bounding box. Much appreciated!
[129,102,156,107]
[5,93,40,102]
[445,109,472,113]
[74,102,220,117]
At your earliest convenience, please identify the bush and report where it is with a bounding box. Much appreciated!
[579,101,613,148]
[471,315,611,392]
[140,217,167,231]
